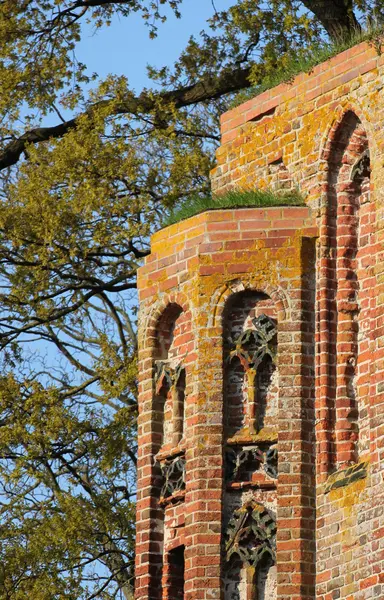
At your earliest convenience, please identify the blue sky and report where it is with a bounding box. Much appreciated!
[76,0,234,92]
[27,1,237,381]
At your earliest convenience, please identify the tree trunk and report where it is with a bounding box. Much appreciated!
[302,0,361,40]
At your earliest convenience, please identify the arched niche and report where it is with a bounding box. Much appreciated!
[322,110,373,469]
[150,302,190,600]
[223,500,277,600]
[153,303,187,451]
[154,303,184,362]
[222,290,278,441]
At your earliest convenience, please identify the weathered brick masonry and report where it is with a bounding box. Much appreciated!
[136,41,384,600]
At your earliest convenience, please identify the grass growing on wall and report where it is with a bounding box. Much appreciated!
[163,189,305,227]
[232,28,384,108]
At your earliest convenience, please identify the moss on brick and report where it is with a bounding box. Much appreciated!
[231,28,384,108]
[163,189,305,227]
[325,461,368,494]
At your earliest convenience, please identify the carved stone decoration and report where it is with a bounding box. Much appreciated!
[264,446,278,479]
[225,500,276,567]
[228,314,277,371]
[225,444,278,482]
[225,447,263,482]
[351,148,370,181]
[227,314,277,434]
[154,361,184,393]
[159,455,186,499]
[154,361,185,447]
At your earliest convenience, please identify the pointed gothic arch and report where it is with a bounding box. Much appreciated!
[318,109,375,471]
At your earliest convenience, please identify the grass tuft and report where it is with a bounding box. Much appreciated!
[162,189,305,227]
[231,27,384,108]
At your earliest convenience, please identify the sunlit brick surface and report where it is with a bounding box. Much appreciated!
[136,41,384,600]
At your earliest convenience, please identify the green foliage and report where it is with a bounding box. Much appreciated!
[232,24,384,107]
[163,189,305,226]
[0,374,137,599]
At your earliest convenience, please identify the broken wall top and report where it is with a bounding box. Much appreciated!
[211,40,384,214]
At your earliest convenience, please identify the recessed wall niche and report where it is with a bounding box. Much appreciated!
[322,111,374,470]
[222,290,278,600]
[150,302,190,600]
[153,303,188,453]
[223,290,278,441]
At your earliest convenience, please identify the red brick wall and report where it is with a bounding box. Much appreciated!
[136,207,317,600]
[136,41,384,600]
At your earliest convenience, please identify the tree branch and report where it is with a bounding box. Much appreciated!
[302,0,361,39]
[0,66,252,171]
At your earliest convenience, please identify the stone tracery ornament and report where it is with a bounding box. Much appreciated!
[225,444,278,482]
[264,446,278,479]
[227,314,277,434]
[225,500,276,567]
[228,314,277,371]
[154,360,185,447]
[154,361,184,393]
[159,455,186,499]
[351,148,370,182]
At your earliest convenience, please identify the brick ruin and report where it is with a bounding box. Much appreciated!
[135,41,384,600]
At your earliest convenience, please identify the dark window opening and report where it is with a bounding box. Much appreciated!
[167,545,185,600]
